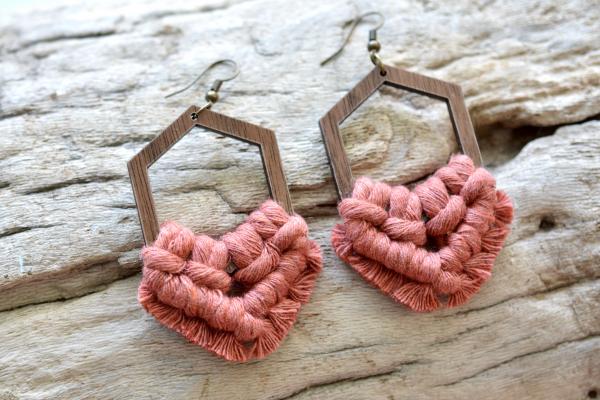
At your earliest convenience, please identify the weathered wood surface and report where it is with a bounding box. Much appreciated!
[0,0,599,399]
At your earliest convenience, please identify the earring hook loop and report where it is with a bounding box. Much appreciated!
[320,11,385,67]
[165,59,240,103]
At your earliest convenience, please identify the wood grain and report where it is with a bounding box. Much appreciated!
[1,0,599,399]
[128,105,293,243]
[320,65,482,198]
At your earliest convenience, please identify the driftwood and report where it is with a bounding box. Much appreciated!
[0,0,599,399]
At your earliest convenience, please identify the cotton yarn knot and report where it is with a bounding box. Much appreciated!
[138,200,322,362]
[331,154,513,312]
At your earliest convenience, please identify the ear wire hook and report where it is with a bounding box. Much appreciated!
[320,11,385,72]
[165,59,240,113]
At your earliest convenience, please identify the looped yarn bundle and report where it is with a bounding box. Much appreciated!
[332,155,513,312]
[138,200,322,362]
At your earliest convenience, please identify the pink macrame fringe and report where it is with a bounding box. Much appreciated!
[332,154,513,312]
[139,200,322,362]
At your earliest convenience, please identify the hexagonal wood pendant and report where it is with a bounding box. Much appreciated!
[128,106,292,244]
[319,65,482,199]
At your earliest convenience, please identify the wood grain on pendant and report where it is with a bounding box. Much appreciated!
[128,106,293,244]
[319,65,482,199]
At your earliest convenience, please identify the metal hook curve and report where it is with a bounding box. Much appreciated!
[320,11,385,66]
[165,59,240,99]
[360,11,385,32]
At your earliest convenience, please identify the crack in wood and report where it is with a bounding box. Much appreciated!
[443,277,600,319]
[435,322,492,346]
[17,29,118,50]
[0,224,60,239]
[434,334,600,388]
[278,360,423,400]
[21,174,123,195]
[0,254,138,312]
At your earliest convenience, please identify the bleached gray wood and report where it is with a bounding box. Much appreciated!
[0,0,599,399]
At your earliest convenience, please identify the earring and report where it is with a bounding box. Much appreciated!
[319,13,513,312]
[128,60,322,361]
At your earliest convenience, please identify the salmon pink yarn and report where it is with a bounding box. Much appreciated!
[138,200,322,362]
[331,155,513,312]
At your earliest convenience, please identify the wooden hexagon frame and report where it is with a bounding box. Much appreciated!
[319,65,483,199]
[128,106,293,244]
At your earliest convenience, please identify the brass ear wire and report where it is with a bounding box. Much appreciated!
[320,11,385,73]
[165,59,240,113]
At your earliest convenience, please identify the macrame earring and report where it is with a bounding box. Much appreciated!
[128,60,322,361]
[320,13,513,312]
